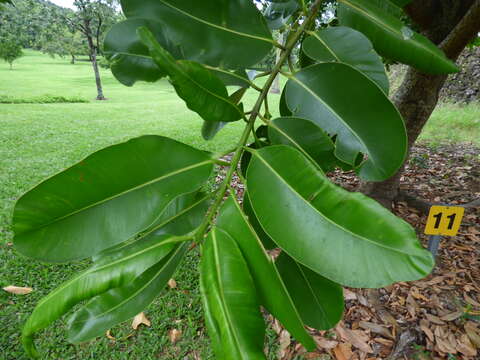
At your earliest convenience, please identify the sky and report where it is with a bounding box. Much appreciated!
[49,0,75,9]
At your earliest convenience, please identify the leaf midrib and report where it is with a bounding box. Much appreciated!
[252,149,423,257]
[158,0,273,45]
[18,160,213,235]
[339,0,448,63]
[211,229,244,358]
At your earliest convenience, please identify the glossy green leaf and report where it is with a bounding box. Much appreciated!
[276,252,344,330]
[247,145,434,288]
[13,135,213,262]
[104,19,254,88]
[284,63,406,181]
[200,227,266,360]
[22,233,186,358]
[67,242,189,343]
[216,196,315,350]
[269,117,338,172]
[263,0,299,30]
[337,0,459,74]
[303,27,389,93]
[121,0,273,69]
[242,193,276,250]
[91,191,210,262]
[139,27,243,124]
[104,19,168,86]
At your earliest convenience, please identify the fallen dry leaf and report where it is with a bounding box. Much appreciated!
[3,285,33,295]
[358,321,393,339]
[168,328,182,344]
[333,343,353,360]
[106,330,116,341]
[277,329,291,359]
[440,310,463,321]
[168,278,177,289]
[336,323,373,353]
[465,322,480,348]
[131,312,151,330]
[314,336,338,349]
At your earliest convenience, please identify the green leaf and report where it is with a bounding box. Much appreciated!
[302,26,389,93]
[139,27,244,124]
[337,0,459,74]
[104,19,254,88]
[104,19,168,86]
[263,0,299,30]
[276,252,344,330]
[216,196,316,351]
[200,227,266,360]
[242,193,276,250]
[268,117,338,172]
[22,233,187,358]
[13,135,213,262]
[284,63,406,181]
[121,0,273,69]
[201,87,248,140]
[67,242,189,343]
[246,145,434,288]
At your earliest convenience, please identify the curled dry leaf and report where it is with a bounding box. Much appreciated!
[168,328,182,344]
[3,285,33,295]
[167,278,177,289]
[131,312,151,330]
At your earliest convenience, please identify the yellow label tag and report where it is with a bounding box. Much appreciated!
[425,205,465,236]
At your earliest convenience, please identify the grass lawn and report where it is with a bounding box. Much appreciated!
[0,51,478,359]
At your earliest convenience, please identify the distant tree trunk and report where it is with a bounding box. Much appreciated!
[70,54,75,64]
[9,61,12,70]
[360,0,480,209]
[85,29,105,100]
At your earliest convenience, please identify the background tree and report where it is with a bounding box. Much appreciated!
[62,0,119,100]
[41,29,88,64]
[0,37,23,69]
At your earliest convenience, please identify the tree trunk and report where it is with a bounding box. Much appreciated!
[86,34,105,100]
[71,54,75,64]
[360,0,480,209]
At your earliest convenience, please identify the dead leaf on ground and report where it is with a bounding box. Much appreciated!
[277,329,291,359]
[167,278,177,289]
[3,285,33,295]
[336,322,372,353]
[106,330,116,341]
[333,343,353,360]
[314,336,338,349]
[358,321,393,339]
[168,328,182,344]
[131,312,151,330]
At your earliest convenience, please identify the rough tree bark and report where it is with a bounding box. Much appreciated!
[360,0,480,209]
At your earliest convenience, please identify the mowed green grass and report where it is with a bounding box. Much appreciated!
[0,51,478,359]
